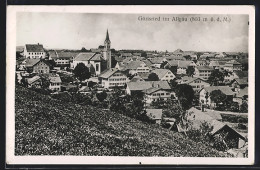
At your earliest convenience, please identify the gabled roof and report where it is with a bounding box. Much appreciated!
[211,120,245,140]
[149,57,165,64]
[152,69,173,79]
[137,72,150,80]
[27,76,41,84]
[125,61,146,69]
[127,81,171,91]
[237,87,248,98]
[143,87,161,94]
[90,53,104,61]
[99,68,124,79]
[25,44,45,52]
[225,60,241,65]
[196,66,214,71]
[74,53,95,61]
[56,52,79,59]
[181,76,207,84]
[130,75,144,82]
[142,59,153,67]
[24,59,41,67]
[146,109,163,120]
[234,71,248,79]
[233,78,248,85]
[202,86,234,96]
[49,76,62,83]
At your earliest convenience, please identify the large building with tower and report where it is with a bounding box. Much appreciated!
[71,30,112,76]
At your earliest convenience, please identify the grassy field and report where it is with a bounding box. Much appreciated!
[15,86,223,157]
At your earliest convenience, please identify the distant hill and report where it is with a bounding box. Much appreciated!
[15,86,223,156]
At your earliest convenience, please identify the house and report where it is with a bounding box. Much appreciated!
[146,109,163,124]
[210,120,246,149]
[233,87,248,105]
[199,86,234,107]
[52,52,79,66]
[78,86,91,94]
[71,53,105,75]
[49,75,62,91]
[130,75,145,82]
[24,59,50,74]
[151,69,175,82]
[224,70,248,83]
[199,53,215,60]
[148,57,167,68]
[179,76,210,92]
[209,61,220,69]
[143,86,171,104]
[26,75,42,88]
[186,108,245,149]
[164,60,196,75]
[126,81,171,95]
[99,68,129,89]
[194,66,214,80]
[124,61,150,74]
[231,78,248,92]
[23,43,46,59]
[224,60,242,71]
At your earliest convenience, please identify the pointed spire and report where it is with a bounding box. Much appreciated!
[105,29,110,42]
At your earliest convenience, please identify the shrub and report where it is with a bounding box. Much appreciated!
[237,123,247,130]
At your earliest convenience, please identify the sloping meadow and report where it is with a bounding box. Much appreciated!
[15,86,223,157]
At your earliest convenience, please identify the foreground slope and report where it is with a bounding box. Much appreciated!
[15,86,222,156]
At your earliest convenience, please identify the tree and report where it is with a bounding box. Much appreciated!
[186,66,195,77]
[210,90,227,109]
[240,101,248,113]
[41,78,50,89]
[73,63,91,82]
[208,69,224,86]
[88,81,97,89]
[163,99,183,121]
[175,84,194,110]
[148,73,159,81]
[183,55,191,60]
[230,102,239,112]
[169,79,178,90]
[169,66,178,75]
[96,91,107,102]
[81,47,87,52]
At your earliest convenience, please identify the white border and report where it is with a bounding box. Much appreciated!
[6,5,255,165]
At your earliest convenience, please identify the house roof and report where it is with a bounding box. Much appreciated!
[49,76,62,83]
[25,44,45,52]
[143,87,161,94]
[56,52,79,59]
[233,78,248,85]
[234,71,248,78]
[196,66,214,71]
[237,87,248,98]
[225,60,241,65]
[202,86,234,96]
[74,53,95,61]
[149,57,165,64]
[152,69,173,79]
[142,60,153,67]
[24,59,41,67]
[210,120,245,140]
[181,76,207,84]
[99,68,123,79]
[78,86,90,92]
[130,75,144,82]
[209,61,220,67]
[127,81,171,91]
[27,76,41,84]
[146,109,163,120]
[90,53,104,61]
[125,61,146,69]
[137,72,150,79]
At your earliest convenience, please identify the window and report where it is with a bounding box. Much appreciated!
[161,93,164,95]
[96,64,99,72]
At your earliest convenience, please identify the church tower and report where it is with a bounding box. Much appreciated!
[103,29,111,69]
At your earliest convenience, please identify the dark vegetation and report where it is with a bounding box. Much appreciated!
[15,86,223,156]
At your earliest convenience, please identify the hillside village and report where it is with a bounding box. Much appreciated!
[15,30,249,157]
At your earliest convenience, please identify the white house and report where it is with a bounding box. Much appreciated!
[124,61,150,75]
[99,68,129,89]
[194,66,214,80]
[179,76,210,92]
[143,87,171,104]
[23,44,46,59]
[49,75,62,91]
[151,69,175,82]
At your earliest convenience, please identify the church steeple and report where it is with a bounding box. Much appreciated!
[105,29,110,43]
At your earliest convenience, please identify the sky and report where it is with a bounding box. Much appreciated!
[16,13,249,52]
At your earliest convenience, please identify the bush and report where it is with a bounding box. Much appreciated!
[237,123,247,130]
[221,114,247,123]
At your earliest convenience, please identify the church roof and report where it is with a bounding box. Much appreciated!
[105,29,110,43]
[74,53,95,61]
[90,53,104,61]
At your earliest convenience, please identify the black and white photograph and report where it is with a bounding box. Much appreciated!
[6,5,255,165]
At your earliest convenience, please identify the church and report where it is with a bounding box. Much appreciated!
[71,30,112,76]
